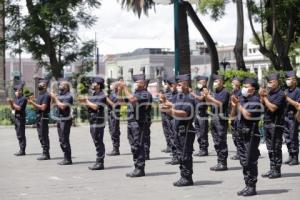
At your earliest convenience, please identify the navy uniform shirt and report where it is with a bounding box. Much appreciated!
[163,89,177,119]
[239,93,262,128]
[88,91,107,123]
[174,93,195,128]
[36,91,51,116]
[14,95,27,117]
[145,90,153,120]
[264,88,285,123]
[211,87,230,117]
[57,91,73,118]
[284,87,300,115]
[194,87,208,116]
[108,91,121,117]
[127,89,151,122]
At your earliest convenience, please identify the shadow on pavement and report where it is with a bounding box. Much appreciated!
[105,165,132,170]
[72,161,95,165]
[193,160,206,164]
[282,173,300,178]
[149,157,171,161]
[120,153,132,156]
[193,180,223,186]
[257,189,289,195]
[25,153,42,156]
[228,166,243,171]
[146,171,177,177]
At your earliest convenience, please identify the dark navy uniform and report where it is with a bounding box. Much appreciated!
[88,89,107,167]
[283,71,300,165]
[13,84,27,155]
[36,87,51,158]
[161,87,173,152]
[144,86,153,160]
[235,78,262,196]
[56,89,73,164]
[172,74,195,187]
[230,77,242,160]
[262,73,285,178]
[210,75,230,170]
[126,74,151,177]
[107,90,121,155]
[193,75,209,156]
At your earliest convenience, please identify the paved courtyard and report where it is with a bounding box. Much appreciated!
[0,122,299,200]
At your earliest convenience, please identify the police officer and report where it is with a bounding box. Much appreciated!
[230,77,242,160]
[28,78,51,160]
[160,78,174,153]
[230,78,262,196]
[161,74,195,187]
[162,77,179,165]
[260,73,285,178]
[203,74,230,171]
[50,79,74,165]
[191,75,209,157]
[144,79,153,160]
[7,83,27,156]
[79,77,107,170]
[283,71,300,165]
[107,79,121,156]
[119,74,151,177]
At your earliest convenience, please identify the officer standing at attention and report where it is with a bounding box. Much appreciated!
[144,79,153,160]
[28,78,51,160]
[107,79,122,156]
[162,77,179,165]
[203,74,230,171]
[79,77,107,170]
[190,75,209,157]
[283,71,300,165]
[50,79,74,165]
[119,74,150,177]
[161,74,195,187]
[7,83,27,156]
[230,77,242,160]
[230,78,262,196]
[260,73,285,178]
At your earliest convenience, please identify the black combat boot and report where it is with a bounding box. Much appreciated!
[194,149,208,157]
[237,186,249,196]
[58,159,72,165]
[106,148,120,156]
[37,153,50,160]
[230,154,240,160]
[126,168,145,178]
[173,176,194,187]
[288,154,299,166]
[165,158,180,165]
[14,150,25,156]
[88,162,104,170]
[210,163,228,171]
[243,186,257,196]
[161,146,172,153]
[145,154,150,160]
[261,170,272,178]
[269,167,281,179]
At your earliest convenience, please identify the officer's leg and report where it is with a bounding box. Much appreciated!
[42,119,50,155]
[162,115,172,151]
[262,123,274,177]
[199,117,209,155]
[19,118,26,153]
[289,120,299,165]
[194,116,201,151]
[231,120,240,160]
[273,126,283,176]
[63,120,72,161]
[14,118,26,155]
[88,123,105,170]
[144,122,151,160]
[36,119,50,160]
[218,119,228,166]
[107,115,121,156]
[181,130,195,180]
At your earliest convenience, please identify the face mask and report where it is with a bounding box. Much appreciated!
[213,82,219,89]
[197,83,203,89]
[286,80,292,87]
[232,83,236,90]
[176,86,183,93]
[241,87,249,97]
[133,83,138,90]
[163,84,168,92]
[110,85,114,90]
[267,83,272,89]
[38,85,44,91]
[170,88,174,92]
[15,91,19,97]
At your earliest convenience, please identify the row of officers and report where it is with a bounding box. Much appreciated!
[6,71,300,197]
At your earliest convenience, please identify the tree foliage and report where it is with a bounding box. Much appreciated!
[0,0,101,79]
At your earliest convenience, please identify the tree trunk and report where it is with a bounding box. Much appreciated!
[234,0,246,71]
[185,2,219,87]
[176,2,191,75]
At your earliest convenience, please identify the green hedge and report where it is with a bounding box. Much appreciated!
[0,105,13,125]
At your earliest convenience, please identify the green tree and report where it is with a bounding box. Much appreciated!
[0,0,101,79]
[247,0,300,70]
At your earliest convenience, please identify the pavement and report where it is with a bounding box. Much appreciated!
[0,122,299,200]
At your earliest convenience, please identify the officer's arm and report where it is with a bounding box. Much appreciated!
[106,97,114,107]
[123,86,138,103]
[191,92,205,101]
[52,96,69,110]
[286,96,299,109]
[261,97,278,112]
[11,103,22,111]
[30,101,48,111]
[205,95,222,107]
[166,108,188,118]
[85,99,99,111]
[238,105,252,120]
[296,110,300,123]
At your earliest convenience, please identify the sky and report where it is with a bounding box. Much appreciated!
[78,0,254,55]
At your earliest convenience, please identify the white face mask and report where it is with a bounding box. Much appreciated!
[176,86,183,93]
[241,87,249,97]
[213,82,219,89]
[110,85,114,90]
[197,83,203,89]
[232,83,236,90]
[267,83,272,89]
[163,84,168,92]
[133,83,138,90]
[286,80,292,87]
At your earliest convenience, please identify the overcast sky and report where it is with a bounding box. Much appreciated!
[78,0,254,55]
